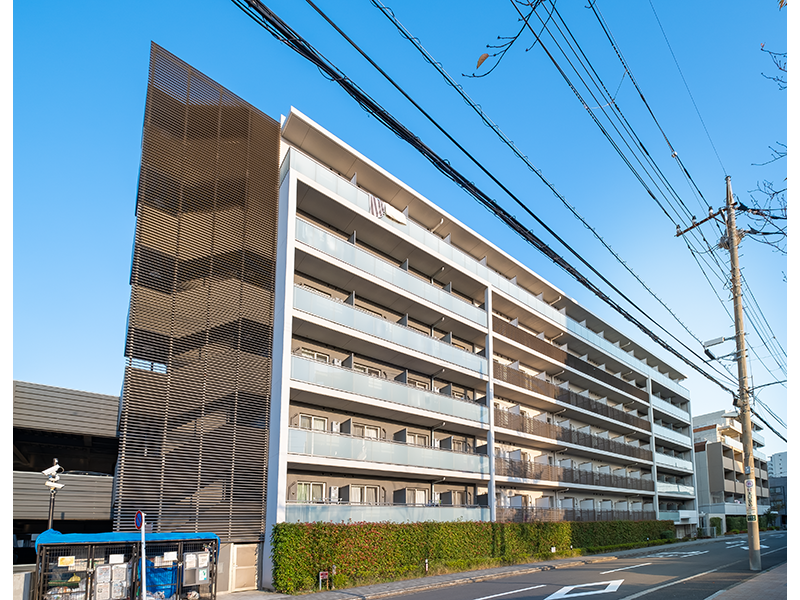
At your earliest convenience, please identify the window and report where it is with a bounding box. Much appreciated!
[452,390,465,400]
[452,439,466,452]
[407,433,428,446]
[354,363,383,378]
[299,414,327,431]
[412,380,430,390]
[409,488,428,505]
[298,348,330,363]
[451,491,465,505]
[350,485,379,504]
[296,482,325,503]
[353,423,380,439]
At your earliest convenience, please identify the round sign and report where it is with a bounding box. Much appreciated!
[745,479,754,488]
[135,510,144,530]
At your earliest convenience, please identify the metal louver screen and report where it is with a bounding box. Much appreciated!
[113,43,280,543]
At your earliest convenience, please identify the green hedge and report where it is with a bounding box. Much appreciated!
[271,519,675,593]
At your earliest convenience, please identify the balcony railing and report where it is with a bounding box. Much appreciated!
[492,317,649,402]
[653,423,692,447]
[494,408,652,461]
[656,481,695,496]
[291,355,488,424]
[496,507,657,523]
[294,284,488,375]
[654,452,694,471]
[285,147,689,398]
[651,397,691,423]
[285,503,490,523]
[295,217,487,327]
[288,428,490,475]
[495,457,655,492]
[493,362,651,431]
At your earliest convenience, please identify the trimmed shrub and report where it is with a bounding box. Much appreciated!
[271,519,676,593]
[710,517,722,536]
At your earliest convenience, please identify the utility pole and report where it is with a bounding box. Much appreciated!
[723,176,761,571]
[677,176,761,570]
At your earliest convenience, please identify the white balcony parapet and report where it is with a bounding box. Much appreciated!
[286,148,689,397]
[285,503,490,524]
[293,285,488,375]
[655,452,694,472]
[288,428,490,474]
[651,397,690,424]
[653,423,692,447]
[723,436,744,452]
[291,355,488,424]
[656,482,695,496]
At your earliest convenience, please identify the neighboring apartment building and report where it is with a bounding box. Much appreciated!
[12,380,120,563]
[768,476,787,528]
[113,44,698,590]
[768,450,787,478]
[693,410,771,531]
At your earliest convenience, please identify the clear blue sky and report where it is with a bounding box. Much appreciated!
[13,1,788,454]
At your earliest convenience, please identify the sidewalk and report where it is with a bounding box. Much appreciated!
[224,536,786,600]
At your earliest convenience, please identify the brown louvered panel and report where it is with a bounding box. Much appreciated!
[114,43,279,543]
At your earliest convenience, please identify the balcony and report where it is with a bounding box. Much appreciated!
[285,503,490,524]
[496,507,657,523]
[288,428,490,475]
[651,397,691,424]
[492,316,649,403]
[291,355,488,424]
[658,509,698,525]
[285,148,688,398]
[493,362,651,431]
[295,218,488,327]
[495,458,655,492]
[654,452,693,472]
[653,423,692,447]
[753,448,767,462]
[656,482,695,496]
[752,430,766,447]
[723,436,744,452]
[293,284,488,375]
[494,408,652,461]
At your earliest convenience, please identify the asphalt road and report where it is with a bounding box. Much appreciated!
[395,532,787,600]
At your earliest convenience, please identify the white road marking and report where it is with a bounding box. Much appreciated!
[648,550,709,558]
[702,591,725,600]
[472,585,546,600]
[740,544,769,549]
[600,563,652,574]
[544,579,623,600]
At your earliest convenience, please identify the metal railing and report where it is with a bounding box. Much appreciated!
[496,507,657,523]
[495,457,655,491]
[494,408,652,461]
[492,317,649,402]
[493,362,651,431]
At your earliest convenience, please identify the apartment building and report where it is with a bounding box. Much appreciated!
[768,450,787,478]
[693,410,771,530]
[115,45,698,591]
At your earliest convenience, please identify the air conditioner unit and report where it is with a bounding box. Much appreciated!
[331,421,340,433]
[333,358,342,366]
[330,486,339,502]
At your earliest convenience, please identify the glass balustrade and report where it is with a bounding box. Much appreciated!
[288,428,490,474]
[651,397,691,423]
[285,503,490,524]
[293,285,488,375]
[286,147,689,398]
[295,218,487,327]
[291,355,488,424]
[654,453,694,471]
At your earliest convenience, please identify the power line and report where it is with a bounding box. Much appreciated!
[367,0,725,377]
[230,0,738,395]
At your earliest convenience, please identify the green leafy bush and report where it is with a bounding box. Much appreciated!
[710,517,722,536]
[271,519,676,593]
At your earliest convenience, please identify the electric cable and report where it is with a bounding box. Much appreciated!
[230,0,738,394]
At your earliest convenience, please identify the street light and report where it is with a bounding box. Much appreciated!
[42,458,64,530]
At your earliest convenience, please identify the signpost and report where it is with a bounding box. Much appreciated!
[135,511,146,598]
